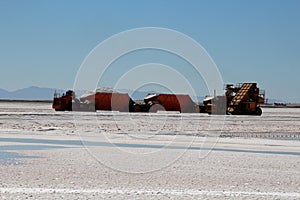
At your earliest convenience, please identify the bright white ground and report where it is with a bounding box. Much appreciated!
[0,102,299,199]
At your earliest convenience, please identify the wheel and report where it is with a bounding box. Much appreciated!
[134,104,141,112]
[255,107,262,115]
[149,103,165,113]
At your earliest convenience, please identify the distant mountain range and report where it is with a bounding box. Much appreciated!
[0,86,291,103]
[0,86,64,100]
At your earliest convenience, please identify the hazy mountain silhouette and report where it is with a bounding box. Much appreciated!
[0,88,10,97]
[0,86,64,100]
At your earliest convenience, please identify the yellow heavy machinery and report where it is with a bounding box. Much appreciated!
[226,83,265,115]
[202,83,265,115]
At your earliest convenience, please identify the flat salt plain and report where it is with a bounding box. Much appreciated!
[0,102,300,199]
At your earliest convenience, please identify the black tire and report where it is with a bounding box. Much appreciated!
[149,103,164,113]
[255,107,262,115]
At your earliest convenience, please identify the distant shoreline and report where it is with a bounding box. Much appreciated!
[0,99,52,103]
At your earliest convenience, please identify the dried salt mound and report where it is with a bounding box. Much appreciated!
[95,87,118,93]
[80,88,119,99]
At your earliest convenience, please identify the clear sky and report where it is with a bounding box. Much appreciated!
[0,0,299,102]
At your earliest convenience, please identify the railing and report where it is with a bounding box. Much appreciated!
[54,91,62,98]
[259,90,265,98]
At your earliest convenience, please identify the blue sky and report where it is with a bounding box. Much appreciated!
[0,0,299,102]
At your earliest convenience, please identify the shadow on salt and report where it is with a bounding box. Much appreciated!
[0,144,71,166]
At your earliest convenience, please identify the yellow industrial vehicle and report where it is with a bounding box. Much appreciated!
[202,83,265,115]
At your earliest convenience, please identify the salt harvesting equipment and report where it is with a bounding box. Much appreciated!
[52,82,265,115]
[140,93,199,113]
[52,90,135,112]
[52,90,95,111]
[226,83,265,115]
[80,92,135,112]
[201,83,265,115]
[52,90,73,111]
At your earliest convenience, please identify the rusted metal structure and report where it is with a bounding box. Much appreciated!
[142,94,199,113]
[52,90,94,111]
[52,83,265,115]
[52,90,73,111]
[80,92,135,112]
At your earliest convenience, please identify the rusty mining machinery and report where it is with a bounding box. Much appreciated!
[201,83,265,115]
[52,83,265,115]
